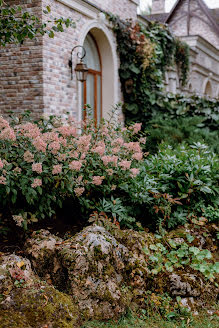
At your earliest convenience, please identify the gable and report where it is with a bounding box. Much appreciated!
[165,0,219,49]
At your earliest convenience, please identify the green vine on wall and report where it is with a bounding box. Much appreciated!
[107,14,190,125]
[174,38,190,86]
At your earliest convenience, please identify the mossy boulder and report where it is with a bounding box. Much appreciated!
[25,229,63,287]
[53,225,143,319]
[0,253,80,328]
[25,225,150,319]
[21,222,218,320]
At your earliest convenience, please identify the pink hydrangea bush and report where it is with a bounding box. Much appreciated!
[0,113,145,227]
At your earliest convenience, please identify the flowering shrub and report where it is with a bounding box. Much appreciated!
[0,113,145,228]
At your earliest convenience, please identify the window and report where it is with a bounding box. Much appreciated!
[82,34,102,122]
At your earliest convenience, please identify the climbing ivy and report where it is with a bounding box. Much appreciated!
[174,38,190,86]
[107,14,190,125]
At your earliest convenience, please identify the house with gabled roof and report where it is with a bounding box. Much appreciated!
[0,0,218,120]
[144,0,219,97]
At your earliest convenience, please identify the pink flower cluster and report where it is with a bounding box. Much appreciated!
[74,187,85,197]
[24,151,34,163]
[124,142,141,153]
[77,135,92,152]
[0,127,16,141]
[132,152,143,160]
[0,159,3,170]
[130,168,140,177]
[69,160,82,171]
[101,155,118,166]
[42,131,59,143]
[52,164,62,175]
[119,160,132,170]
[92,141,105,156]
[0,117,10,130]
[0,176,6,185]
[48,141,60,154]
[18,123,41,139]
[92,176,104,186]
[130,123,142,134]
[58,126,77,137]
[31,178,42,188]
[32,136,47,153]
[32,163,43,174]
[112,138,124,146]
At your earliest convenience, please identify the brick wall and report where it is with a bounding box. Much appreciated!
[41,0,139,117]
[0,0,138,117]
[92,0,138,19]
[0,0,44,117]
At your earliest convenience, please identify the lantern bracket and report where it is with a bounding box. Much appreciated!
[69,45,87,81]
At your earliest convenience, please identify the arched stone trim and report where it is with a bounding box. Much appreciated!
[77,19,119,121]
[202,75,213,97]
[203,80,213,97]
[216,85,219,99]
[176,74,180,89]
[188,82,193,93]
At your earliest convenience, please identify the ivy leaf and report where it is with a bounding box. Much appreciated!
[126,103,138,114]
[189,246,200,255]
[129,64,140,74]
[200,186,212,193]
[186,234,194,243]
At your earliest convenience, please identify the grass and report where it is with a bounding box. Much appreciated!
[81,308,219,328]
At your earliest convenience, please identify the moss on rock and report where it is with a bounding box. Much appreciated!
[0,254,80,328]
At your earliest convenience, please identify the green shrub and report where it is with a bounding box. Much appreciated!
[1,112,218,231]
[145,114,219,154]
[126,142,219,228]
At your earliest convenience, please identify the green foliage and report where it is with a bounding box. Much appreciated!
[144,235,218,280]
[174,38,190,86]
[143,291,189,322]
[108,13,218,146]
[0,1,75,46]
[145,93,219,153]
[127,142,219,228]
[107,14,190,125]
[96,197,136,228]
[200,205,219,223]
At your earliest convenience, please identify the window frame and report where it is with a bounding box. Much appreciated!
[83,33,102,122]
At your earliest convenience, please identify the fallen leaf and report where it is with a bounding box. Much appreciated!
[16,261,25,268]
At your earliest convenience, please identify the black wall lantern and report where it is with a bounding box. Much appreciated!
[68,45,88,82]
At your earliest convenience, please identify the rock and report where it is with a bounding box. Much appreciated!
[0,254,35,295]
[25,229,63,288]
[58,225,135,319]
[25,225,149,320]
[22,222,218,321]
[0,253,80,328]
[169,273,203,297]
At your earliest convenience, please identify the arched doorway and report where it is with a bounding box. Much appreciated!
[82,33,102,122]
[78,22,118,121]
